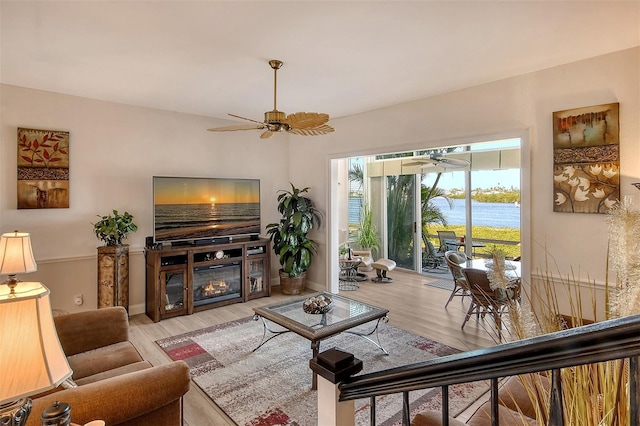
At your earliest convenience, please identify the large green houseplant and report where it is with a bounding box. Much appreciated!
[266,183,322,295]
[93,210,138,310]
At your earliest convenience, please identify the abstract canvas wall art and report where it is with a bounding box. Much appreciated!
[552,103,619,213]
[17,128,70,209]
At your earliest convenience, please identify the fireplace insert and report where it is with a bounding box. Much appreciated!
[193,261,242,306]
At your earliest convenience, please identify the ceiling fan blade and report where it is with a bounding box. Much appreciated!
[260,130,274,139]
[438,158,470,168]
[287,124,335,136]
[285,112,330,129]
[403,159,435,167]
[227,113,265,125]
[207,124,264,132]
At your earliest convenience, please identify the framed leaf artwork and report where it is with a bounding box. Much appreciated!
[552,103,619,214]
[17,127,70,209]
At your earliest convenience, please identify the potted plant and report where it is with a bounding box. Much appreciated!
[266,184,322,295]
[356,202,379,254]
[93,210,138,310]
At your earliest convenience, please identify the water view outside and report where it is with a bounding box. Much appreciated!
[348,197,520,229]
[430,198,520,229]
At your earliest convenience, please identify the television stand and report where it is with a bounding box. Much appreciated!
[145,238,271,322]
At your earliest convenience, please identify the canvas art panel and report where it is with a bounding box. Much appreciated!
[552,103,619,214]
[17,127,70,209]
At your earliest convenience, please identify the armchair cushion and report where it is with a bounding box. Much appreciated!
[54,307,130,355]
[74,360,152,386]
[498,374,550,420]
[67,341,144,380]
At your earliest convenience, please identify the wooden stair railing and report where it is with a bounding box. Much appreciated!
[311,313,640,426]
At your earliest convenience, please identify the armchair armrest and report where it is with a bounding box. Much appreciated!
[28,361,190,426]
[55,307,130,355]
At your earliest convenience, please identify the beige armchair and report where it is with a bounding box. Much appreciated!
[27,307,190,426]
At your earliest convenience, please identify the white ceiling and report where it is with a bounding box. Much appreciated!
[2,1,638,125]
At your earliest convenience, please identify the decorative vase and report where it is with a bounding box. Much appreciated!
[279,270,306,295]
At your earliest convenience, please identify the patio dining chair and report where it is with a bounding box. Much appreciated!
[437,230,458,252]
[461,267,516,340]
[443,250,470,308]
[422,236,446,271]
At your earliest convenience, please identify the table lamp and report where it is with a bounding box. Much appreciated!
[0,231,38,292]
[0,231,73,426]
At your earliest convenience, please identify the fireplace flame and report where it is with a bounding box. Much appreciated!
[202,280,228,297]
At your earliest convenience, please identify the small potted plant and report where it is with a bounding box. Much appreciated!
[266,184,322,295]
[93,210,138,246]
[93,210,138,310]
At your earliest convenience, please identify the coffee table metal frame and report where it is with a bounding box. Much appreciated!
[252,292,389,389]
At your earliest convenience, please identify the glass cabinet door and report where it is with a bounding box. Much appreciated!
[248,257,266,297]
[161,269,188,316]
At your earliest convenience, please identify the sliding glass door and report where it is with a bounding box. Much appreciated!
[386,174,420,270]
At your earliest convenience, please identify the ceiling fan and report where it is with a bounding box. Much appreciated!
[207,60,335,139]
[403,154,470,169]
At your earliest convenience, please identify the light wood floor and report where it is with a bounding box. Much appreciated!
[129,268,497,426]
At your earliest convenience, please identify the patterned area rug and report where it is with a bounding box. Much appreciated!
[425,278,456,290]
[156,316,488,426]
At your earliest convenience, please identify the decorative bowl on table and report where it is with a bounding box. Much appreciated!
[302,295,333,314]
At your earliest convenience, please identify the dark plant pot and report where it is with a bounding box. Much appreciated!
[279,270,307,295]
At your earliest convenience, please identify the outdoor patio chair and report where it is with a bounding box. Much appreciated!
[443,250,470,308]
[461,267,516,339]
[437,230,459,252]
[423,238,446,271]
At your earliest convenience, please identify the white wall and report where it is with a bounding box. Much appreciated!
[291,47,640,303]
[0,85,290,313]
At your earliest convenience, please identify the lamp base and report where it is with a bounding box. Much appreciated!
[0,398,32,426]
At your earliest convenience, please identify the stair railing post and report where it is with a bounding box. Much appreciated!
[310,348,363,426]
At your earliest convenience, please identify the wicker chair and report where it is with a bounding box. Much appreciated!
[443,250,470,307]
[461,267,514,339]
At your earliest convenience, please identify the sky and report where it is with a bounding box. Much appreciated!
[423,168,521,191]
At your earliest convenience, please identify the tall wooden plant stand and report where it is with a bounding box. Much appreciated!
[97,245,129,311]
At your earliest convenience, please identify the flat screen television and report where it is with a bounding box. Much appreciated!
[153,176,261,244]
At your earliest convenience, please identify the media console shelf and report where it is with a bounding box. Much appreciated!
[145,237,271,322]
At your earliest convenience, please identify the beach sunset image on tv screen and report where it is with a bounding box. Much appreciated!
[153,177,260,243]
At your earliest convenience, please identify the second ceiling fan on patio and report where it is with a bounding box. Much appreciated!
[207,60,335,139]
[403,154,470,169]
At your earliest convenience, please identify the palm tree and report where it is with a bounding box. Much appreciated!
[348,162,364,192]
[421,171,453,232]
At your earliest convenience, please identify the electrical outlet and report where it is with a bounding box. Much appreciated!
[74,294,83,306]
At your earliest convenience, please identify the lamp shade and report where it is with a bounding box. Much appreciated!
[0,231,37,275]
[0,282,72,405]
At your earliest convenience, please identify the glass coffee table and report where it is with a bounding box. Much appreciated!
[253,292,389,389]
